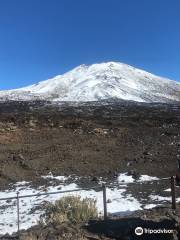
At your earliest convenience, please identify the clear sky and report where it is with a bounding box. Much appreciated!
[0,0,179,90]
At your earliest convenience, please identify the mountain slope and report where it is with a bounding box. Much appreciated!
[0,62,180,103]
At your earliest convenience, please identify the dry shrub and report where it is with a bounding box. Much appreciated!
[40,195,98,225]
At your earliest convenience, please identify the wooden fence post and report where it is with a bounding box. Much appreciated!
[171,176,176,210]
[17,192,20,236]
[102,184,108,220]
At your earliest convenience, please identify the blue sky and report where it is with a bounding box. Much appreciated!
[0,0,179,90]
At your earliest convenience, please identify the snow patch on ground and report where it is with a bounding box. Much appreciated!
[144,204,157,209]
[118,173,135,183]
[0,179,141,235]
[42,173,68,182]
[0,173,170,235]
[150,195,180,202]
[164,188,171,192]
[138,175,159,182]
[118,172,159,184]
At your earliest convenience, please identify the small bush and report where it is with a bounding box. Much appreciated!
[40,195,98,225]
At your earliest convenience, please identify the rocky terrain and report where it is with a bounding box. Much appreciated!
[0,99,180,238]
[0,99,179,189]
[1,205,180,240]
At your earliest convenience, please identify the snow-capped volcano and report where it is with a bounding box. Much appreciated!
[0,62,180,103]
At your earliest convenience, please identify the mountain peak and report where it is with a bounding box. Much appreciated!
[0,62,179,103]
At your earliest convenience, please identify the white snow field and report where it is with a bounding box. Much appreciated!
[0,172,174,235]
[0,62,180,103]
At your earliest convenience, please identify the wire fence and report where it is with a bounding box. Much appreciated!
[0,176,178,237]
[0,184,107,236]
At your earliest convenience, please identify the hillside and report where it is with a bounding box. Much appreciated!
[0,62,180,103]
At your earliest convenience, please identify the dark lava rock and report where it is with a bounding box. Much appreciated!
[127,170,140,180]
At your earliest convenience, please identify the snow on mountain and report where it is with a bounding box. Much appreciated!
[0,62,180,103]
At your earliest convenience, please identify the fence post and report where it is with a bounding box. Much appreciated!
[102,184,108,220]
[17,192,20,236]
[171,176,176,210]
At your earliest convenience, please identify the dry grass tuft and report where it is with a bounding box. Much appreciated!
[40,195,98,225]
